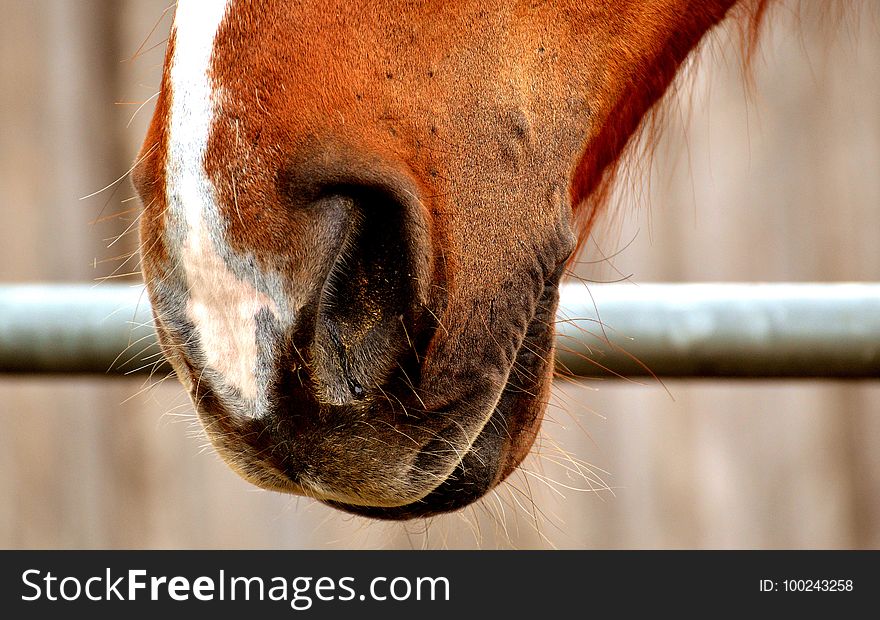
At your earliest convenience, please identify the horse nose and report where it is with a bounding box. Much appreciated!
[304,183,432,406]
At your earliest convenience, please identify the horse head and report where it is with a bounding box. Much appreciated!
[134,0,745,518]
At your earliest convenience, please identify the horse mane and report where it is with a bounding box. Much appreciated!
[569,0,861,261]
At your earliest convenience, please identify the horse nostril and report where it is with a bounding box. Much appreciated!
[307,182,431,406]
[322,316,369,401]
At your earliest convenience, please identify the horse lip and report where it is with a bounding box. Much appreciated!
[322,402,509,519]
[163,256,559,516]
[320,291,559,518]
[303,411,499,509]
[197,389,490,509]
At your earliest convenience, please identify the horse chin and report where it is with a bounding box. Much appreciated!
[209,334,550,520]
[323,396,544,520]
[190,371,546,520]
[322,288,557,521]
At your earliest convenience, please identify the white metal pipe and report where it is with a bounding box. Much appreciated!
[555,282,880,378]
[0,284,161,375]
[1,283,878,378]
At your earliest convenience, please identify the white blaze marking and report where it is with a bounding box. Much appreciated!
[182,229,278,401]
[167,0,277,404]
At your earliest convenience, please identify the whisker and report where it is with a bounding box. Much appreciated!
[80,141,159,201]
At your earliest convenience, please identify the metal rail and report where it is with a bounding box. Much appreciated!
[555,283,880,379]
[1,283,878,378]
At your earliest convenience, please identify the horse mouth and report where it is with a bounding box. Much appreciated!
[324,395,526,520]
[318,277,559,520]
[151,259,562,520]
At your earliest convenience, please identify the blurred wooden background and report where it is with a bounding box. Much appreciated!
[0,0,877,549]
